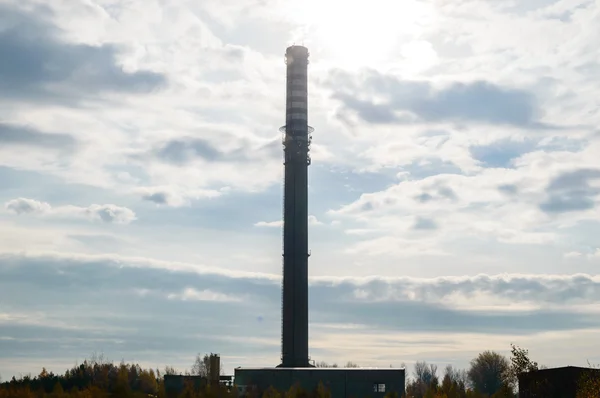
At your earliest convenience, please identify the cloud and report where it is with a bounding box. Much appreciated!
[4,198,136,224]
[141,190,177,205]
[539,168,600,214]
[326,70,549,128]
[255,220,283,227]
[0,122,76,150]
[0,3,166,103]
[155,139,223,164]
[587,249,600,259]
[313,273,600,309]
[5,198,52,215]
[2,251,600,322]
[148,136,282,166]
[167,288,243,302]
[414,185,458,204]
[0,252,600,374]
[135,186,222,207]
[412,217,438,231]
[470,138,537,168]
[0,2,289,197]
[498,184,519,195]
[328,158,600,251]
[564,251,583,258]
[469,136,585,171]
[121,133,284,197]
[1,251,600,377]
[89,205,136,224]
[309,215,323,226]
[398,156,464,179]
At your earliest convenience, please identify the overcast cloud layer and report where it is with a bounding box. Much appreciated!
[1,0,600,380]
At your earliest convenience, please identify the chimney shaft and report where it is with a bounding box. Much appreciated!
[278,45,312,368]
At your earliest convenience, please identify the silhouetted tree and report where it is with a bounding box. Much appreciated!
[191,353,223,378]
[191,354,209,377]
[315,382,331,398]
[314,362,338,368]
[577,362,600,398]
[440,365,468,398]
[508,344,538,386]
[407,361,439,398]
[262,385,280,398]
[467,351,510,396]
[138,368,158,395]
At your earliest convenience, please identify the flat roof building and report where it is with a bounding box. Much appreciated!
[518,366,600,398]
[164,375,232,398]
[234,367,405,398]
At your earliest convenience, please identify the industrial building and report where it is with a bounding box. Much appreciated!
[164,354,232,398]
[164,375,233,398]
[518,366,600,398]
[234,367,405,397]
[233,45,406,397]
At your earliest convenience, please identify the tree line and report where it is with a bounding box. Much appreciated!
[396,344,598,398]
[312,345,530,397]
[1,346,598,398]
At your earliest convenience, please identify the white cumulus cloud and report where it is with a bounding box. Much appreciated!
[167,287,242,302]
[255,220,283,227]
[4,198,136,225]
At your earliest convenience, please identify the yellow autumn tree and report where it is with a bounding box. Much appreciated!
[576,365,600,398]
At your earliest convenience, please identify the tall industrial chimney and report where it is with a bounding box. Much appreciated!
[278,45,313,368]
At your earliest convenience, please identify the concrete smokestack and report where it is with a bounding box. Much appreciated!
[278,45,313,368]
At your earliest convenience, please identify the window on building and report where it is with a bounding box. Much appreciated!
[373,383,386,392]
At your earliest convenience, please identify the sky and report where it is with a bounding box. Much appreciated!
[1,0,600,381]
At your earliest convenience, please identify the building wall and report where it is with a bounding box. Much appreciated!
[518,366,600,398]
[163,375,233,398]
[163,375,206,398]
[234,368,405,398]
